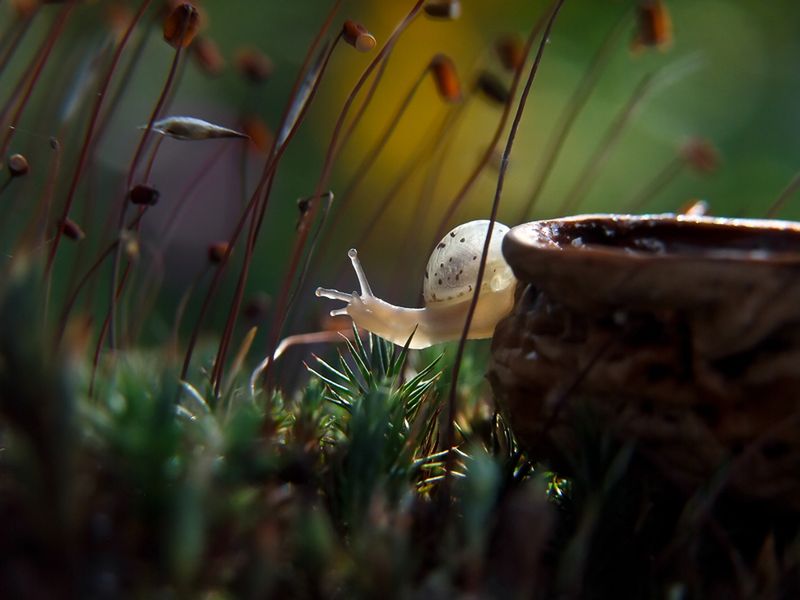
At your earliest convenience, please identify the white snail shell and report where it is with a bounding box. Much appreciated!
[424,220,514,304]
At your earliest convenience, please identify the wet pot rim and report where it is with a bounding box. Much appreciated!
[504,213,800,267]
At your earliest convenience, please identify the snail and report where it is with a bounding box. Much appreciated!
[316,220,517,349]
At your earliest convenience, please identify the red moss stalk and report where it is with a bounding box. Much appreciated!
[258,1,427,391]
[0,2,76,158]
[431,7,550,240]
[45,0,153,279]
[105,3,195,351]
[445,0,566,485]
[180,0,346,384]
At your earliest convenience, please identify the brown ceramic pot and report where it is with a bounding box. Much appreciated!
[489,214,800,507]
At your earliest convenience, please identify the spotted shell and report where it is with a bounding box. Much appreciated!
[423,220,514,305]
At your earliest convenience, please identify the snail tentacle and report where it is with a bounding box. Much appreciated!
[315,287,353,304]
[347,248,373,297]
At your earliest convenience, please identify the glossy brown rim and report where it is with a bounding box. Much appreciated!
[505,213,800,265]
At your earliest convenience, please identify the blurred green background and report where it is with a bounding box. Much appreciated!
[2,0,799,342]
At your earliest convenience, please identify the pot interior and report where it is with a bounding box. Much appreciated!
[543,215,800,258]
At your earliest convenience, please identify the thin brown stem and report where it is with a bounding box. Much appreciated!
[300,42,397,293]
[92,16,156,159]
[90,263,133,396]
[0,2,76,157]
[518,5,630,221]
[180,0,344,383]
[45,0,152,278]
[336,41,396,158]
[625,154,684,213]
[126,141,232,346]
[56,211,147,346]
[159,142,230,244]
[323,57,430,246]
[238,124,249,209]
[0,19,40,127]
[16,137,61,252]
[209,36,343,394]
[292,97,457,367]
[556,57,699,215]
[445,0,567,484]
[431,7,550,241]
[556,71,658,215]
[261,1,427,391]
[287,190,334,311]
[171,265,211,356]
[106,22,189,351]
[141,134,165,184]
[0,11,38,81]
[125,239,164,346]
[766,171,800,218]
[353,106,459,254]
[391,108,465,303]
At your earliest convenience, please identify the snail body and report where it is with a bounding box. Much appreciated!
[316,220,516,349]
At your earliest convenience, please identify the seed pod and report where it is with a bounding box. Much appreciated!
[243,292,271,322]
[680,199,709,216]
[476,71,510,105]
[105,5,133,40]
[121,231,140,261]
[430,54,462,103]
[192,37,225,76]
[681,138,719,174]
[62,314,93,360]
[60,218,85,242]
[342,20,376,52]
[241,115,273,154]
[297,196,311,218]
[631,0,672,53]
[163,3,200,49]
[423,0,461,20]
[11,0,38,18]
[207,242,230,264]
[129,184,160,206]
[147,116,249,141]
[235,48,273,84]
[495,34,525,72]
[295,191,333,230]
[7,153,29,177]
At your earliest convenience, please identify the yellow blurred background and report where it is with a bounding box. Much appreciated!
[2,0,798,334]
